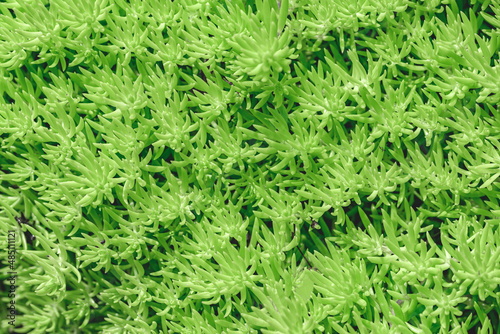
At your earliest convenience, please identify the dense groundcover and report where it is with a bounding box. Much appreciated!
[1,0,500,333]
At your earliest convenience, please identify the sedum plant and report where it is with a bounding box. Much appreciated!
[1,0,500,333]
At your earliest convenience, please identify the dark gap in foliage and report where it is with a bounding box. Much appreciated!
[0,280,10,301]
[456,0,472,14]
[293,240,315,269]
[88,310,106,325]
[417,137,430,155]
[477,195,490,205]
[1,90,15,104]
[143,258,161,275]
[343,119,357,133]
[320,207,336,232]
[424,216,444,246]
[410,190,424,211]
[193,211,204,224]
[262,218,273,232]
[457,158,468,172]
[345,201,363,228]
[7,7,16,18]
[434,7,447,24]
[442,268,453,283]
[159,147,175,164]
[15,212,37,246]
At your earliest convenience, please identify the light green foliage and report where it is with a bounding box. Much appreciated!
[1,0,500,333]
